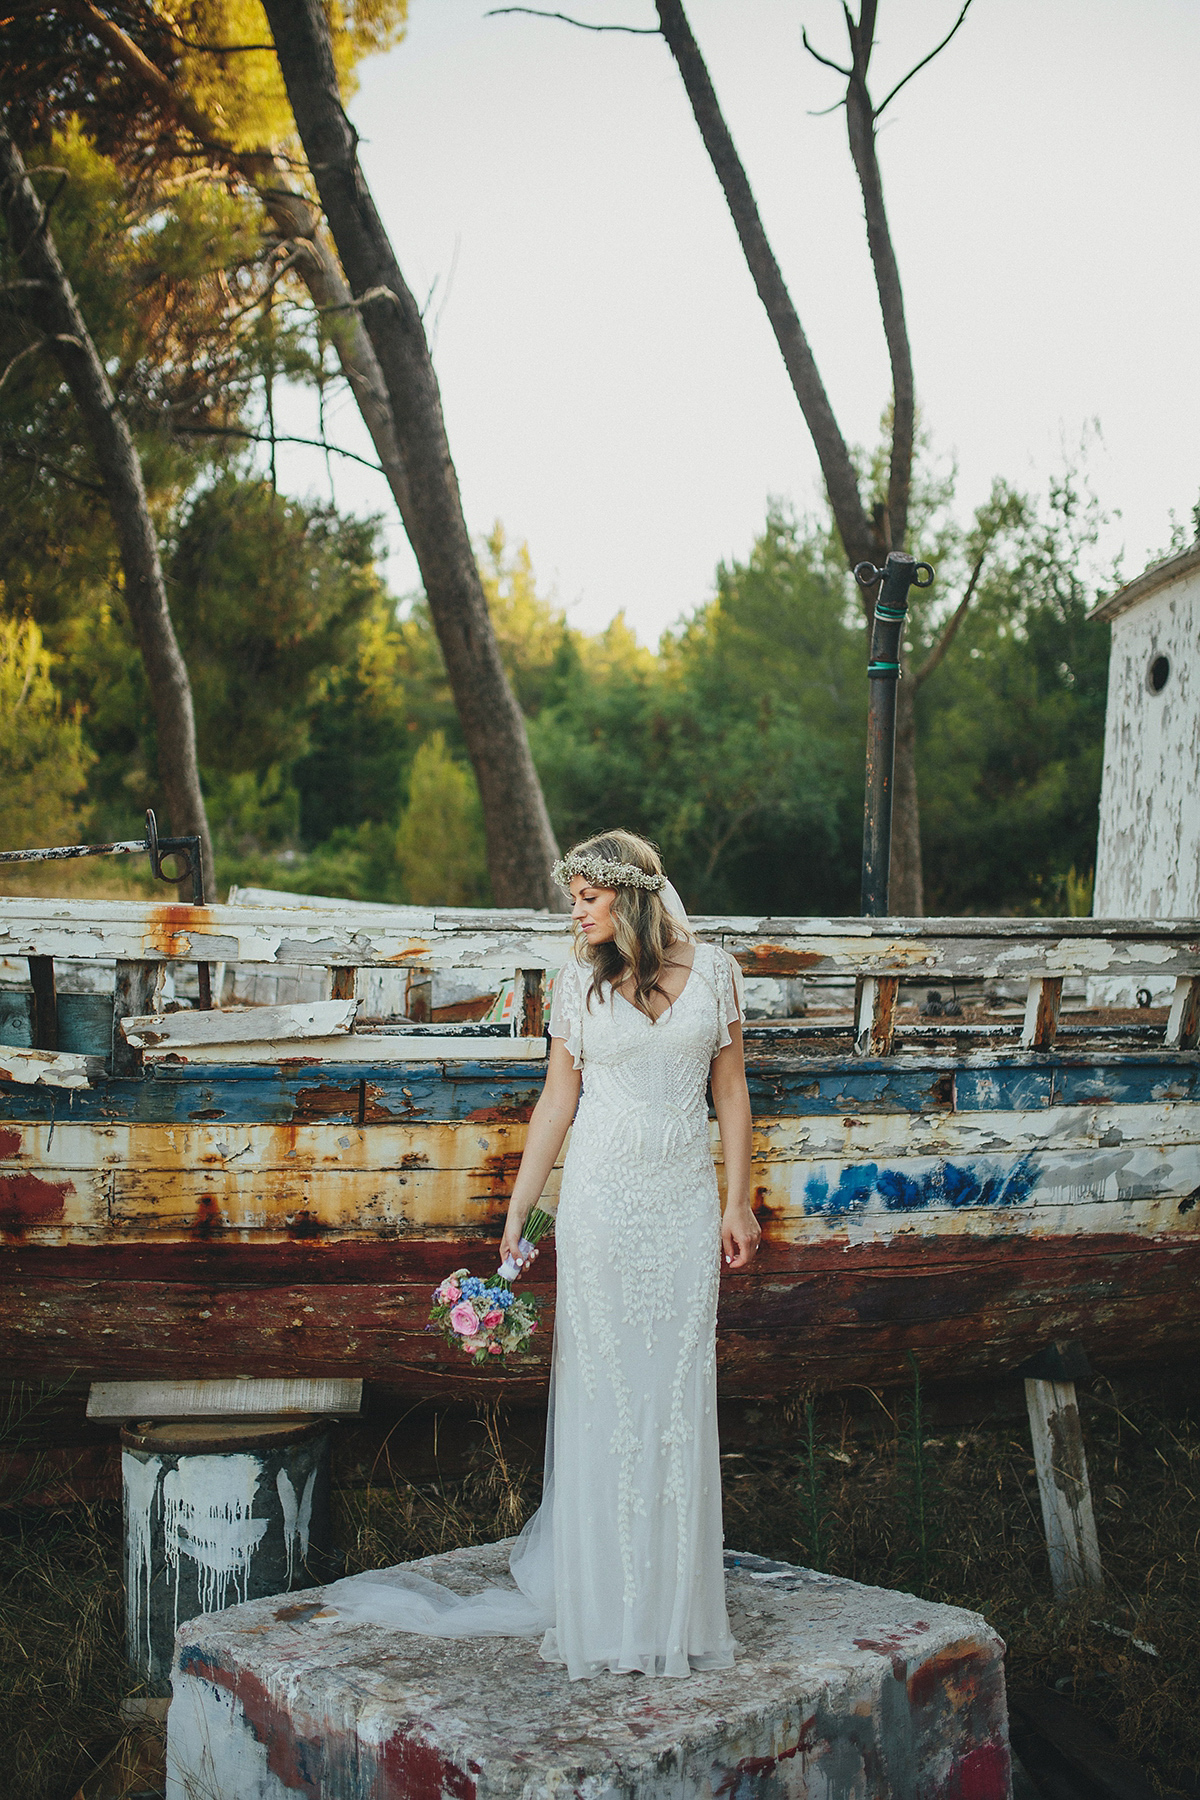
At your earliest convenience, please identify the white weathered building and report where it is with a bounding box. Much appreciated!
[1091,542,1200,999]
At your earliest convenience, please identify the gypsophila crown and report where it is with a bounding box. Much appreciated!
[552,852,667,893]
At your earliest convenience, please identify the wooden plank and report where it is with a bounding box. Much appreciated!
[0,1118,539,1174]
[2,896,1198,978]
[854,976,898,1057]
[120,999,357,1050]
[111,960,165,1077]
[1165,975,1200,1050]
[86,1375,363,1422]
[1021,976,1064,1049]
[1024,1377,1104,1600]
[5,1229,1200,1398]
[7,1133,1196,1244]
[106,1163,562,1232]
[27,956,57,1051]
[513,968,545,1037]
[5,1100,1196,1179]
[139,1033,551,1066]
[0,1044,99,1090]
[2,1048,1198,1131]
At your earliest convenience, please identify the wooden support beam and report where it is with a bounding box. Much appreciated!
[27,955,58,1052]
[513,968,545,1037]
[1021,975,1063,1049]
[329,966,359,1002]
[404,967,433,1022]
[120,999,357,1051]
[111,960,165,1076]
[854,975,898,1057]
[1024,1376,1103,1601]
[1165,975,1200,1050]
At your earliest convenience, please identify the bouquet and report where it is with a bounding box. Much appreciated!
[428,1206,556,1365]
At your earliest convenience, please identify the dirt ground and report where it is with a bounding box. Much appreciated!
[2,1369,1196,1799]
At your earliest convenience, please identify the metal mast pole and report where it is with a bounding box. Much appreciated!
[856,553,934,916]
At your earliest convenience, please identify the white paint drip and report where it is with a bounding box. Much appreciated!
[162,1453,269,1633]
[123,1451,162,1662]
[276,1464,317,1586]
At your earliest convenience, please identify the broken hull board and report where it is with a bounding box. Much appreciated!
[3,1052,1197,1400]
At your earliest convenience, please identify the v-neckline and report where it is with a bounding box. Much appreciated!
[611,946,701,1025]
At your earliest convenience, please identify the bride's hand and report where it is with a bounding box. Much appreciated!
[499,1210,537,1272]
[722,1200,762,1270]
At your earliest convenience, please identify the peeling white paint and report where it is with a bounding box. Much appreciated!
[162,1453,269,1631]
[1094,570,1200,1003]
[123,1451,162,1663]
[276,1464,317,1586]
[166,1674,290,1800]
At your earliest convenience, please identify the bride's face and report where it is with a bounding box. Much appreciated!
[570,877,617,943]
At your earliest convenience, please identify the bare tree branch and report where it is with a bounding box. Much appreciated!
[486,7,659,33]
[0,335,64,394]
[875,0,974,118]
[175,423,387,475]
[913,549,985,689]
[0,440,107,495]
[800,27,851,78]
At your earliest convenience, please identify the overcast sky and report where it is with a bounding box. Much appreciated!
[274,0,1200,643]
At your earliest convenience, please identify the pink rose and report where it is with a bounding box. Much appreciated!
[438,1280,461,1304]
[482,1310,503,1328]
[450,1301,479,1336]
[488,1342,503,1355]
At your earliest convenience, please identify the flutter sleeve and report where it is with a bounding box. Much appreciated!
[548,954,585,1069]
[714,949,746,1053]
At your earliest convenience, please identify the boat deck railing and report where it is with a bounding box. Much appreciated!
[0,894,1197,1082]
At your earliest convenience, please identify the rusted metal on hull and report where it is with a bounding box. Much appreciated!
[4,1232,1199,1401]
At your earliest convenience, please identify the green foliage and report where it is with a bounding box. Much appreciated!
[0,613,93,853]
[917,470,1111,913]
[169,476,383,838]
[396,732,489,904]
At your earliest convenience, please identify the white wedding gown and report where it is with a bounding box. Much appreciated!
[323,941,742,1680]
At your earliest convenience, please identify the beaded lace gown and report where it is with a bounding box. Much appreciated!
[323,940,742,1681]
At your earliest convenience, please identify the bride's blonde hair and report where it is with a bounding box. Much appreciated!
[562,829,690,1019]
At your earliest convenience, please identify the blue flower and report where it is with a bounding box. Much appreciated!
[459,1276,486,1299]
[490,1288,515,1310]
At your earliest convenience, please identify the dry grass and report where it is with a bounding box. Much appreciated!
[718,1377,1200,1796]
[3,1380,1195,1799]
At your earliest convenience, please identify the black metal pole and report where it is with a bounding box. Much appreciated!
[856,552,934,916]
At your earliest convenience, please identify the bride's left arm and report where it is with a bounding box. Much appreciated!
[711,1022,760,1270]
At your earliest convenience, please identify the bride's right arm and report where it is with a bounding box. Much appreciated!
[499,1039,581,1268]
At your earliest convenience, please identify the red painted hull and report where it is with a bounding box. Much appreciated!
[4,1232,1197,1400]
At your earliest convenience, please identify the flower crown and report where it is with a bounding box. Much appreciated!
[552,852,667,893]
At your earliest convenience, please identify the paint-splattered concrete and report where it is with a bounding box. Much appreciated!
[168,1544,1010,1800]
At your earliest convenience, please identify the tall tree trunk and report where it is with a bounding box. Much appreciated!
[259,0,562,910]
[655,0,967,913]
[654,0,876,577]
[0,123,213,894]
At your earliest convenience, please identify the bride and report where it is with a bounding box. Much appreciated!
[324,829,760,1680]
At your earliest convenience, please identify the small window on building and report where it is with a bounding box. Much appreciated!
[1147,653,1171,694]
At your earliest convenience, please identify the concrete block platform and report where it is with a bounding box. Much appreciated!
[168,1545,1011,1800]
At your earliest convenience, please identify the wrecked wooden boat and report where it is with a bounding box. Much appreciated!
[1,892,1198,1401]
